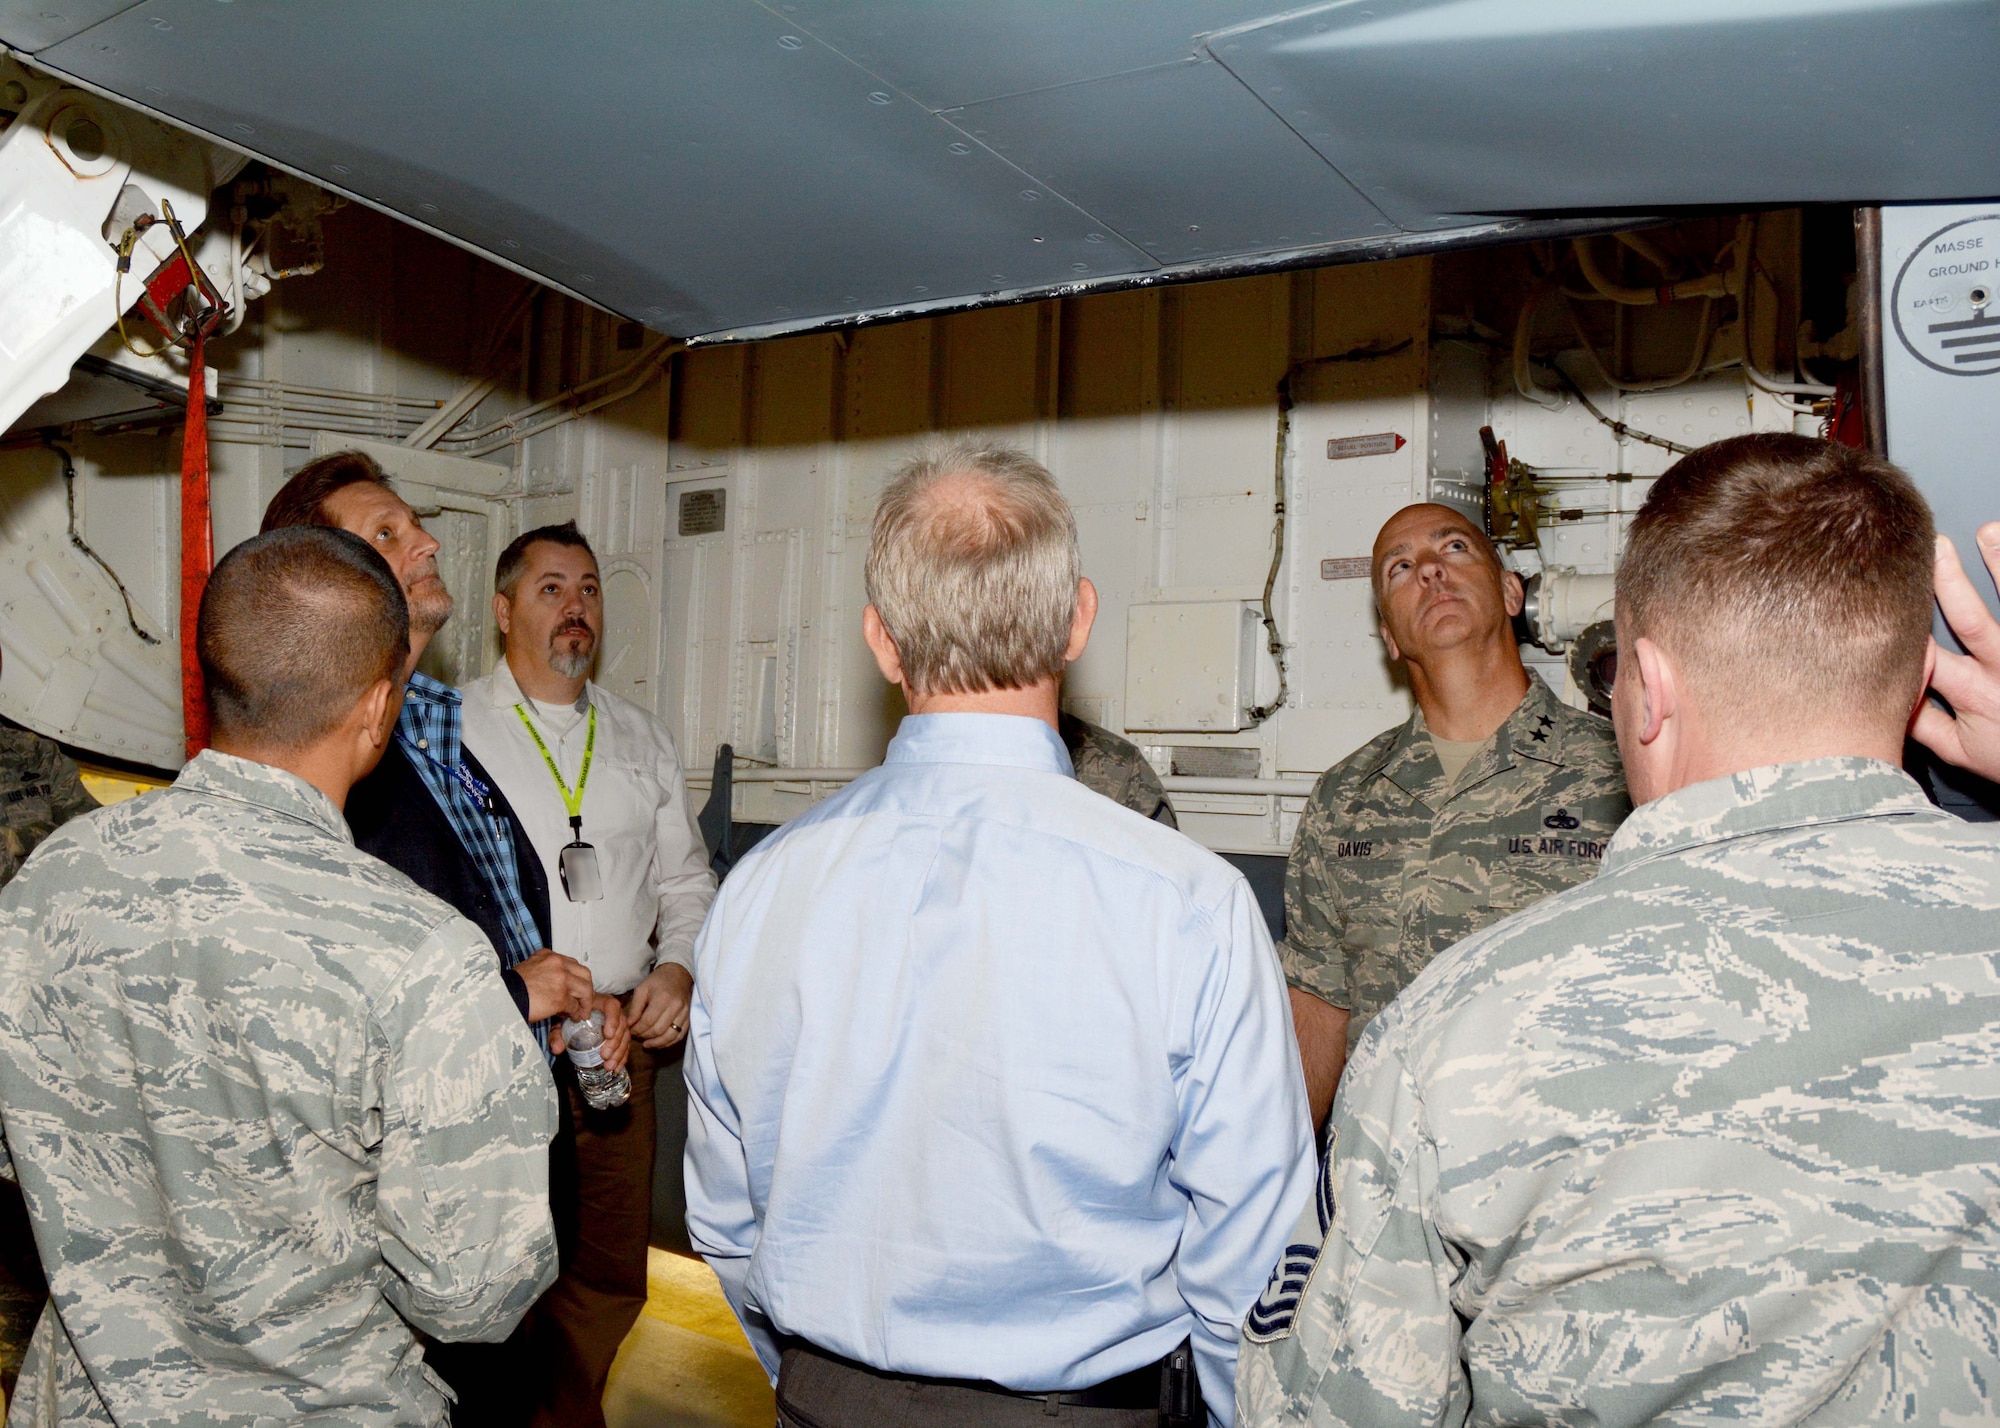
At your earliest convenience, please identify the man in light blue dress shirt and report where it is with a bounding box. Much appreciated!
[685,441,1315,1428]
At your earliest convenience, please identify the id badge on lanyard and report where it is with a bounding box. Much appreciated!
[516,703,604,903]
[558,841,603,902]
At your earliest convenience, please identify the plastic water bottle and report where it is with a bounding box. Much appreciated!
[562,1009,630,1110]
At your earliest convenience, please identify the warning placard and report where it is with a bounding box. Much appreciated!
[1326,432,1406,460]
[1891,213,2000,377]
[1320,557,1372,580]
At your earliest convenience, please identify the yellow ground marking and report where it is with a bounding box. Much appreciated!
[603,1249,774,1428]
[77,763,170,806]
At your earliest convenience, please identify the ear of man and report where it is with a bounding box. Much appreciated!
[862,604,905,688]
[213,672,402,804]
[355,674,400,761]
[1626,636,1677,748]
[1063,577,1098,664]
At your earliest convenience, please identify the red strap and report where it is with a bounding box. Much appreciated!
[180,323,212,760]
[140,251,194,334]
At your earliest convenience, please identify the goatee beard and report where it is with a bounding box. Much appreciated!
[549,647,594,679]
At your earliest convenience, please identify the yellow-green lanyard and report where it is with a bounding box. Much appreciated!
[515,703,596,840]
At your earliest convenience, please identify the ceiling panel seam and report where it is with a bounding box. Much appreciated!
[744,0,1221,111]
[5,48,606,315]
[1196,36,1400,236]
[925,108,1158,268]
[0,2,147,53]
[741,0,1148,256]
[739,4,1303,271]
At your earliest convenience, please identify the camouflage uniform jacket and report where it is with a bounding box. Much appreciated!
[0,751,558,1427]
[0,721,96,889]
[1239,758,2000,1428]
[1060,712,1177,827]
[1282,674,1627,1047]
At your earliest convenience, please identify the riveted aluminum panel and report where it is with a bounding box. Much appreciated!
[773,0,1290,109]
[26,0,1157,337]
[0,0,143,53]
[1209,0,2000,230]
[948,57,1392,265]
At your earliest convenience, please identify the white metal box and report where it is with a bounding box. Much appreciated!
[1123,600,1260,732]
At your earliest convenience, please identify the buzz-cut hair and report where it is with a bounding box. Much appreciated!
[259,449,393,534]
[494,520,596,599]
[1619,433,1935,729]
[864,441,1081,695]
[199,526,410,750]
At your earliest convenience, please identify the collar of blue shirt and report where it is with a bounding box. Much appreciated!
[399,670,463,756]
[884,712,1077,778]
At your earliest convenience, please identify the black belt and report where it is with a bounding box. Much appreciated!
[783,1337,1200,1418]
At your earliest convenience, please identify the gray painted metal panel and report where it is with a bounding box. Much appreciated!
[4,0,1995,343]
[1210,0,2000,230]
[19,0,1157,335]
[1883,200,2000,636]
[1882,200,2000,817]
[0,0,141,53]
[775,0,1286,109]
[947,56,1393,264]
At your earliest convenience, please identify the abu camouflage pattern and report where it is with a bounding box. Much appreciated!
[0,722,97,890]
[1060,711,1177,827]
[1282,675,1628,1046]
[0,751,558,1427]
[1239,757,2000,1427]
[0,722,96,1398]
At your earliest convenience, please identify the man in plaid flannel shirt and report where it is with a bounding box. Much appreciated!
[262,451,630,1425]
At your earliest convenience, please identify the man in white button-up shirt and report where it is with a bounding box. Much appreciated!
[462,521,715,1428]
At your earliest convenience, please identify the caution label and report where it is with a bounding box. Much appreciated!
[1321,557,1372,580]
[1326,432,1406,460]
[1892,214,2000,377]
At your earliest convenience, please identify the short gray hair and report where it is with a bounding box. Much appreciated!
[864,442,1081,695]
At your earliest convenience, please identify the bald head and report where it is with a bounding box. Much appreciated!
[864,441,1082,694]
[1370,502,1522,670]
[1371,505,1499,595]
[199,527,410,751]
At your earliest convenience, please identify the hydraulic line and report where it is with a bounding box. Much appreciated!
[1545,364,1694,456]
[1246,337,1413,726]
[1513,285,1564,409]
[1572,235,1730,306]
[1563,293,1719,393]
[46,441,162,646]
[1734,215,1835,400]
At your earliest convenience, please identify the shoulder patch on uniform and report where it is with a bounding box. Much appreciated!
[1244,1129,1339,1344]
